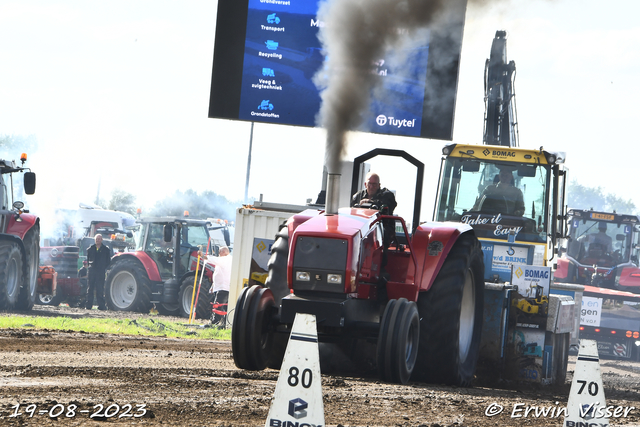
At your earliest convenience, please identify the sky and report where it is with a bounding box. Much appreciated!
[1,0,639,227]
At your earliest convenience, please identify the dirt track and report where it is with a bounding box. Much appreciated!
[1,305,639,426]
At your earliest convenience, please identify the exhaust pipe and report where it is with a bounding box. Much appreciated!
[325,173,340,214]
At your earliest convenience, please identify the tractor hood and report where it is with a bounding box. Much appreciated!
[292,207,378,240]
[288,208,381,294]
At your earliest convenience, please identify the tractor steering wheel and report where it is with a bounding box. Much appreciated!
[355,201,381,210]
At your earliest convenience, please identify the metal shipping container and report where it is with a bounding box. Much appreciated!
[229,204,316,319]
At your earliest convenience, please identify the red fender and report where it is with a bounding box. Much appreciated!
[617,266,640,292]
[412,221,474,292]
[6,213,39,239]
[112,252,162,282]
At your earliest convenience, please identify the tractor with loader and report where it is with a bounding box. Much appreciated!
[0,153,39,311]
[103,217,215,319]
[434,143,576,384]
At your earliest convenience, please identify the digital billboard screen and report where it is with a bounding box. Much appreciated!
[208,0,466,140]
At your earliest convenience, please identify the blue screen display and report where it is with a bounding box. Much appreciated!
[209,0,466,141]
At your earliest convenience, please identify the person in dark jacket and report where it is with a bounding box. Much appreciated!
[85,234,112,310]
[351,172,397,247]
[351,172,397,214]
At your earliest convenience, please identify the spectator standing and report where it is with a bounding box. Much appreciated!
[201,246,232,326]
[85,234,112,310]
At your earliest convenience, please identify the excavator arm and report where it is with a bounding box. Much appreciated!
[483,30,519,147]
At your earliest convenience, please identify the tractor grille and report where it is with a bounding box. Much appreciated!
[292,237,348,293]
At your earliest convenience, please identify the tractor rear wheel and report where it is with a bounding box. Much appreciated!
[105,258,153,313]
[37,293,62,306]
[265,221,290,305]
[413,234,484,386]
[0,241,24,310]
[16,224,40,311]
[178,276,212,319]
[232,285,277,370]
[377,298,420,384]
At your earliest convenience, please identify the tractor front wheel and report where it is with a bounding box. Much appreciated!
[105,259,153,313]
[178,276,212,319]
[232,285,278,370]
[16,225,40,311]
[37,293,62,306]
[414,234,485,386]
[264,222,290,305]
[377,298,420,384]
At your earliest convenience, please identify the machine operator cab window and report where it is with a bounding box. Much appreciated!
[435,158,548,243]
[177,223,211,276]
[141,222,175,278]
[566,218,632,267]
[472,166,525,216]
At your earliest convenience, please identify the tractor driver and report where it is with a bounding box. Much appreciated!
[473,166,525,216]
[351,172,397,247]
[579,221,614,260]
[351,172,397,214]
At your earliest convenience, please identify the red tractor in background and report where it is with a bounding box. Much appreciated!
[0,154,39,311]
[232,150,485,385]
[556,209,640,292]
[104,217,215,319]
[37,220,135,307]
[37,245,83,307]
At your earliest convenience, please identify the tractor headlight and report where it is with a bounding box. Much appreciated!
[327,274,342,284]
[296,271,310,282]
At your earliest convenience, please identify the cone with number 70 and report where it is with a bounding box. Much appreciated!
[564,339,608,427]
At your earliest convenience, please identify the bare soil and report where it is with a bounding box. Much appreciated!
[1,305,639,426]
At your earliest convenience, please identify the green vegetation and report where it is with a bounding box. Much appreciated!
[0,314,231,341]
[568,180,637,214]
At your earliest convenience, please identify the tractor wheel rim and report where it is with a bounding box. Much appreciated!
[28,249,38,294]
[459,268,475,364]
[182,285,194,315]
[110,271,137,309]
[6,256,19,298]
[38,294,53,304]
[406,318,417,368]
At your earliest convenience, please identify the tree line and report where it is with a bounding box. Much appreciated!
[1,134,637,216]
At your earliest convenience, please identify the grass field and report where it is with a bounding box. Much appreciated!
[0,313,232,340]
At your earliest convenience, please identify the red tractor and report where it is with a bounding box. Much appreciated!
[0,154,39,311]
[104,217,215,319]
[37,245,83,307]
[232,150,485,385]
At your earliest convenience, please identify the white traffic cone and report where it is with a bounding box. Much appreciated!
[265,313,325,427]
[564,339,608,427]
